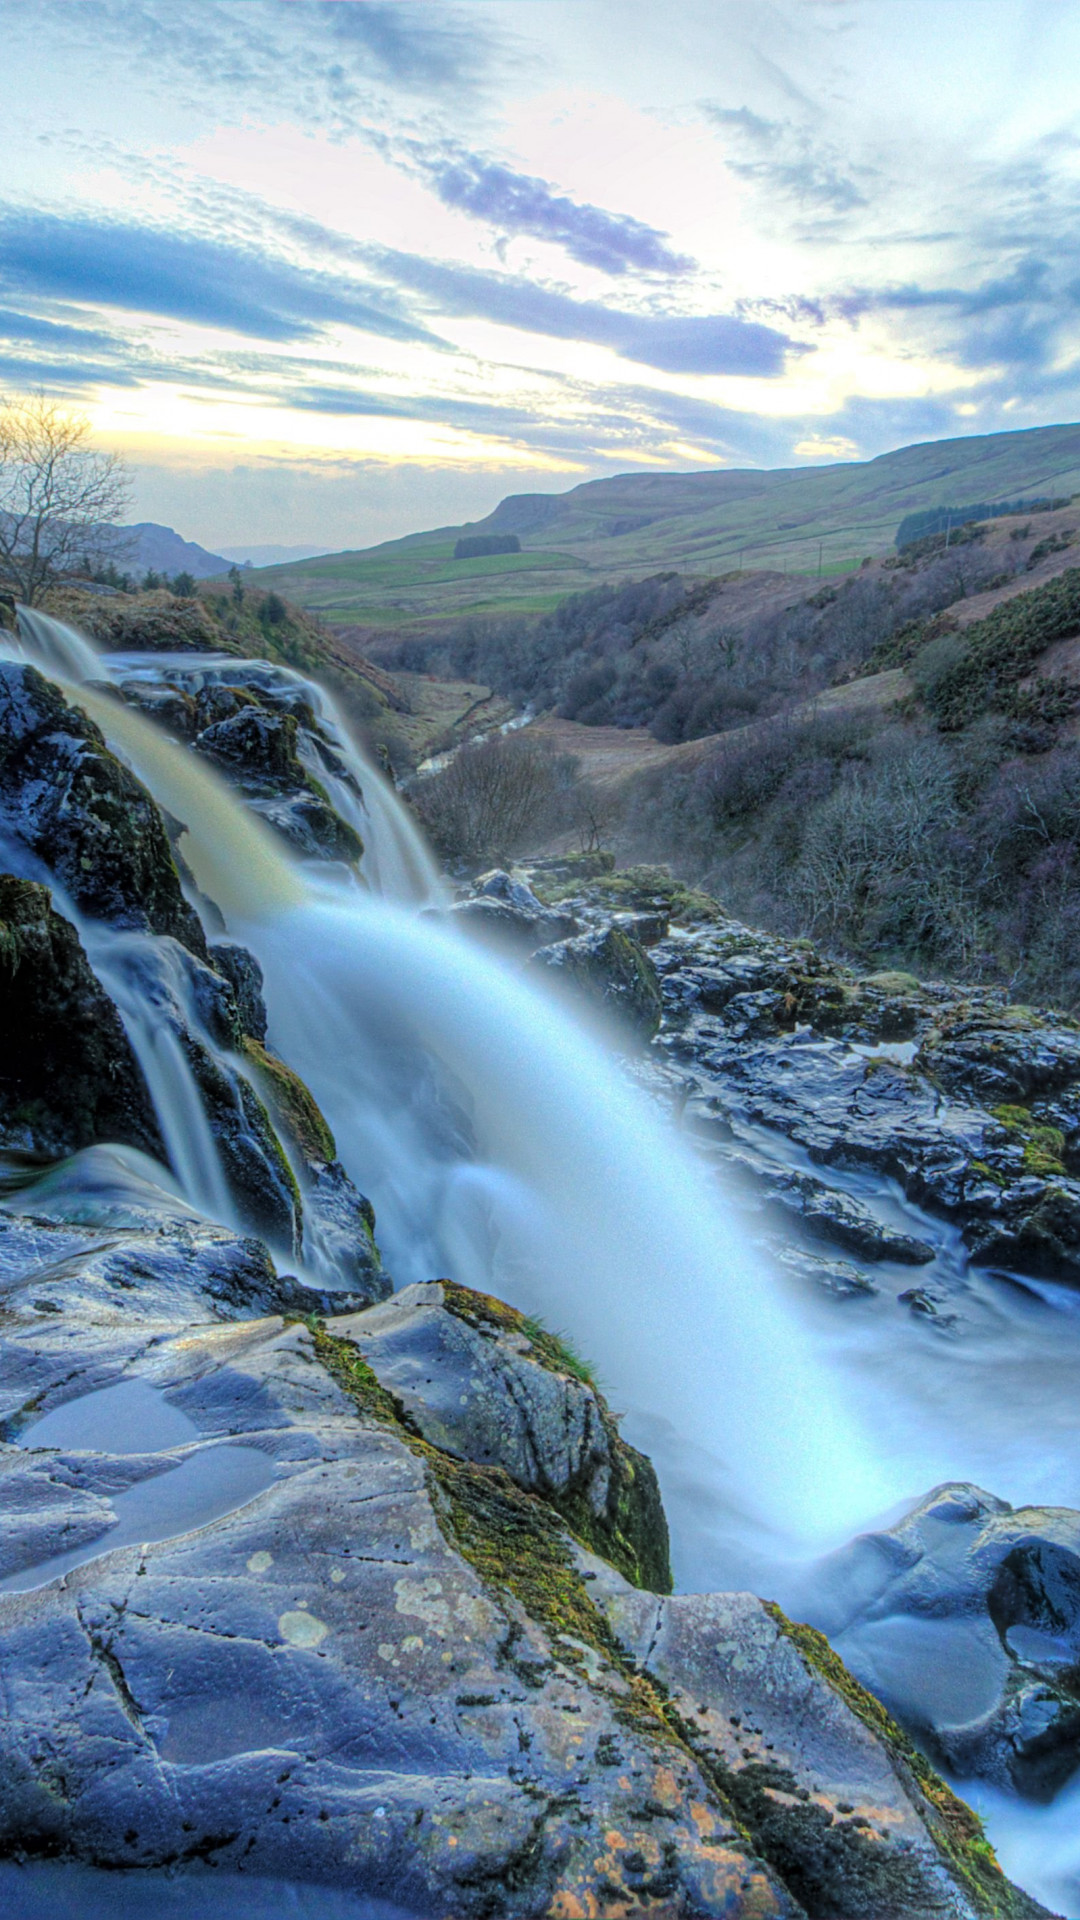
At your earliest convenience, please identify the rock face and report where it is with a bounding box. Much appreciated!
[0,661,205,952]
[0,1223,1044,1918]
[809,1482,1080,1805]
[0,655,382,1286]
[191,695,364,865]
[0,876,162,1159]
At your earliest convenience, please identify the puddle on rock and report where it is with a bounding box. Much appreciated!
[23,1378,200,1452]
[3,1379,275,1594]
[0,1863,419,1920]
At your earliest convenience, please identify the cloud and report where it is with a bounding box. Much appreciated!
[371,250,798,375]
[404,145,694,276]
[0,212,437,347]
[704,102,868,216]
[0,307,120,353]
[313,1,489,93]
[0,351,140,390]
[11,0,500,113]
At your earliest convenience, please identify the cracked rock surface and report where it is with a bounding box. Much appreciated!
[0,1206,1048,1917]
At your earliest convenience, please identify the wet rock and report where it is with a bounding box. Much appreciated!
[247,788,364,864]
[210,939,268,1042]
[0,661,205,952]
[597,1574,1046,1920]
[918,1011,1080,1108]
[114,679,199,737]
[340,1278,670,1592]
[194,706,364,865]
[770,1243,878,1299]
[762,1168,935,1265]
[300,1161,387,1304]
[530,925,664,1039]
[0,876,162,1160]
[442,869,579,952]
[810,1482,1080,1804]
[236,1035,385,1296]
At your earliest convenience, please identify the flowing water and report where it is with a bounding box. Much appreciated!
[7,607,1080,1913]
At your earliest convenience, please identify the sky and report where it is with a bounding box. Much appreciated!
[3,0,1080,551]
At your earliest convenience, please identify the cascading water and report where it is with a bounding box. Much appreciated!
[12,607,1080,1910]
[30,639,882,1543]
[12,604,100,681]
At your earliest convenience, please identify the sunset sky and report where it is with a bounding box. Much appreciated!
[4,0,1080,551]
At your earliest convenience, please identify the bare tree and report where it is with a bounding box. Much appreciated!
[0,393,132,605]
[412,734,574,867]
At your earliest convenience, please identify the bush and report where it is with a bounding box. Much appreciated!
[923,569,1080,730]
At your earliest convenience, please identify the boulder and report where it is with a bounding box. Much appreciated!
[336,1278,669,1592]
[195,705,364,864]
[0,876,162,1160]
[531,924,664,1039]
[809,1481,1080,1802]
[441,869,579,952]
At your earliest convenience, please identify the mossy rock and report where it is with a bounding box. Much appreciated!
[0,874,163,1160]
[531,925,664,1040]
[241,1036,336,1166]
[0,661,206,954]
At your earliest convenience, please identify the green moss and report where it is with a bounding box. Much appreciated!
[439,1281,671,1593]
[240,1037,336,1165]
[767,1609,1045,1920]
[969,1160,1009,1189]
[989,1105,1067,1177]
[541,865,724,925]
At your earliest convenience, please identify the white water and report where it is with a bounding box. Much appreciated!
[8,609,1080,1908]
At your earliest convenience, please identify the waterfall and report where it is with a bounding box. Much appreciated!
[83,925,237,1226]
[8,611,885,1546]
[14,603,101,681]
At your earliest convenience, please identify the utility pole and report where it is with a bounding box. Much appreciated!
[817,541,823,579]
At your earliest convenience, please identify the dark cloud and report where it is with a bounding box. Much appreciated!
[0,212,438,347]
[406,145,693,275]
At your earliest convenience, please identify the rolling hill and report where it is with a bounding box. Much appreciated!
[250,421,1080,635]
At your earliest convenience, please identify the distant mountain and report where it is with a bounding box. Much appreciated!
[118,522,231,579]
[252,420,1080,634]
[218,543,337,567]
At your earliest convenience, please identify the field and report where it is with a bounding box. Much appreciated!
[250,421,1080,636]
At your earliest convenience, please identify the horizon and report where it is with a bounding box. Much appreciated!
[7,2,1080,547]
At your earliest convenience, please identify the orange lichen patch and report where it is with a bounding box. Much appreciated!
[689,1799,723,1838]
[546,1893,592,1919]
[603,1829,628,1851]
[649,1765,681,1807]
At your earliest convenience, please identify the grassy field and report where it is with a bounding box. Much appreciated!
[249,420,1080,635]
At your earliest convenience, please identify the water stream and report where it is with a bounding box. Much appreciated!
[7,607,1080,1912]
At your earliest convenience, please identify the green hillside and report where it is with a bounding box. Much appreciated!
[251,421,1080,634]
